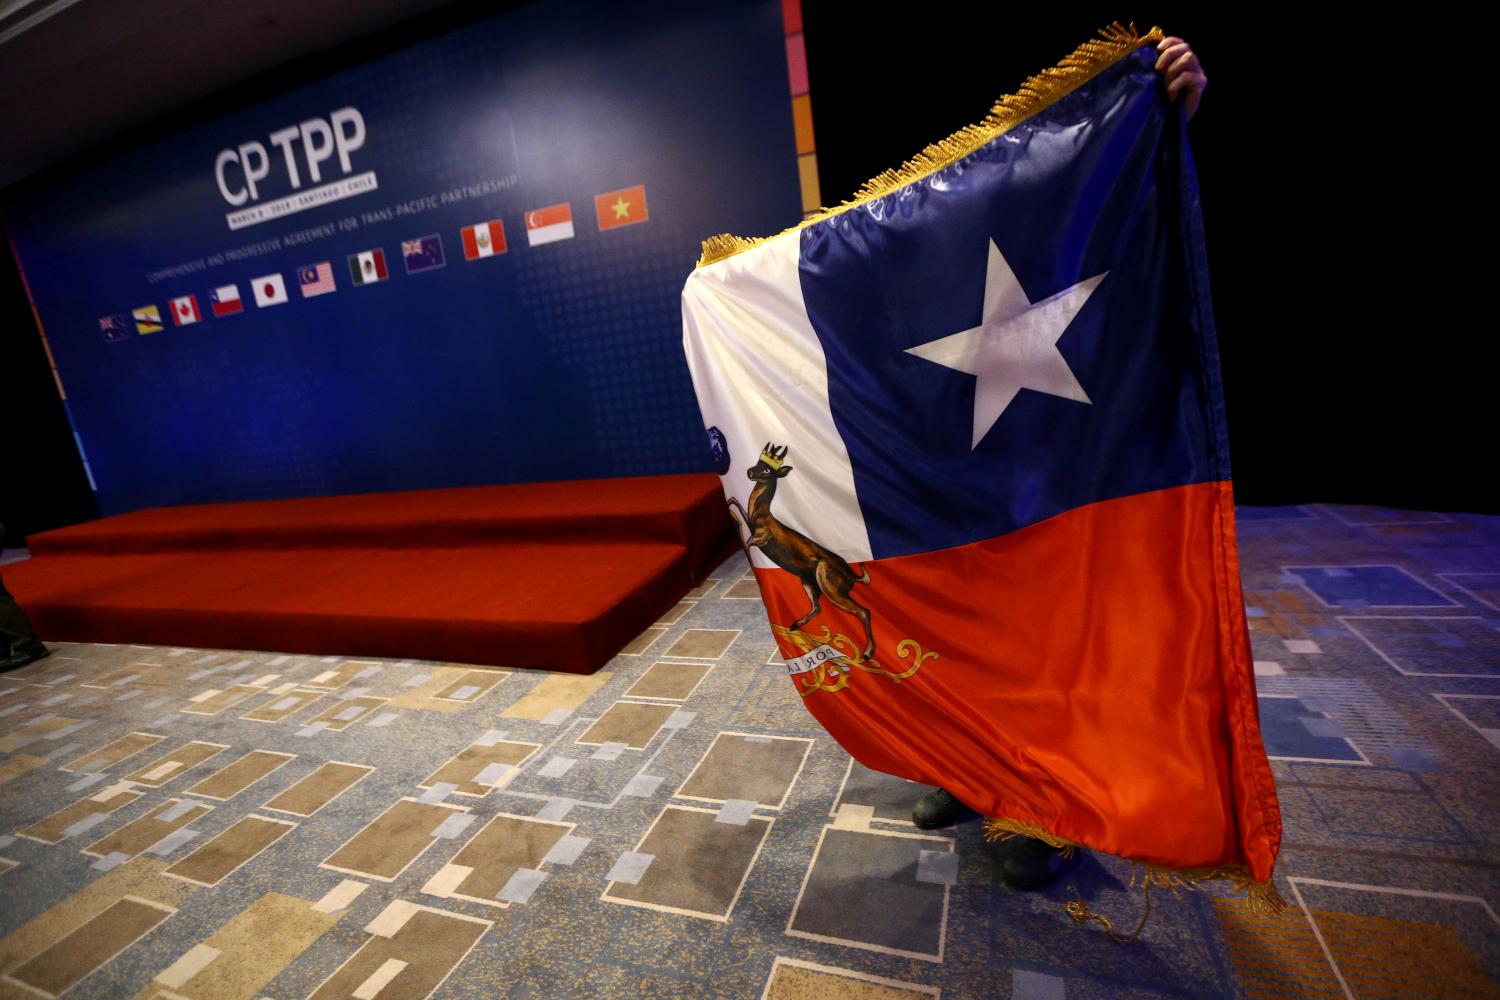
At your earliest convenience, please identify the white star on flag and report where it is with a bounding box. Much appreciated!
[905,239,1106,449]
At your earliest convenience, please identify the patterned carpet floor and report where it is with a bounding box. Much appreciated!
[1,503,1496,999]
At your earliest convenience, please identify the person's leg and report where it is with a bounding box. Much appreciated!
[991,835,1074,891]
[912,787,973,829]
[912,786,1075,889]
[0,571,48,670]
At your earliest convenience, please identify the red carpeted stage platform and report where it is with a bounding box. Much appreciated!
[5,474,738,674]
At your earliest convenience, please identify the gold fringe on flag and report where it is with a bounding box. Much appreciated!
[697,22,1165,268]
[984,816,1288,941]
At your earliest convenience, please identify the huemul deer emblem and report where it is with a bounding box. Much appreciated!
[728,443,876,660]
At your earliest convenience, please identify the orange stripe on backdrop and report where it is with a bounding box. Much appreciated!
[755,481,1280,880]
[791,94,815,155]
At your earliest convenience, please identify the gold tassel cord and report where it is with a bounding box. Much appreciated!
[1065,880,1153,944]
[984,817,1079,858]
[984,816,1288,939]
[697,22,1165,268]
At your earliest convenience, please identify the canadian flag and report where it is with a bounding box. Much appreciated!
[252,273,289,307]
[525,203,574,247]
[170,294,201,326]
[462,220,507,260]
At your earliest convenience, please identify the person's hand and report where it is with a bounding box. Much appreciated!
[1155,36,1207,121]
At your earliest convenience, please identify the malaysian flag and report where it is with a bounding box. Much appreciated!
[299,262,336,297]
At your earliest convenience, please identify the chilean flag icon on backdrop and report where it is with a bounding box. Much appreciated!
[682,28,1281,891]
[210,284,243,317]
[169,294,201,326]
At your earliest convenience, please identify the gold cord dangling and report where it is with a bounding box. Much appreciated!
[1063,872,1154,944]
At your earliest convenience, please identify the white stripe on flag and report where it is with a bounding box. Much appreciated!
[469,224,497,258]
[355,250,380,282]
[681,235,872,566]
[527,220,574,247]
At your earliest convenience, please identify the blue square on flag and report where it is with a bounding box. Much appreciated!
[402,234,446,274]
[98,314,129,343]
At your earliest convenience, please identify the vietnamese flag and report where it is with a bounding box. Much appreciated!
[680,27,1282,901]
[595,185,649,231]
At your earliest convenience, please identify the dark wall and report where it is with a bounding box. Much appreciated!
[802,6,1488,512]
[0,245,98,546]
[3,5,1489,530]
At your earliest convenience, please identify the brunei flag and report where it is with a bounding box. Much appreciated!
[681,26,1281,901]
[132,305,163,334]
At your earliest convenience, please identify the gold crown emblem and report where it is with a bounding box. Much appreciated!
[760,443,788,470]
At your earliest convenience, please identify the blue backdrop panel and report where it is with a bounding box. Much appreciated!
[4,0,800,515]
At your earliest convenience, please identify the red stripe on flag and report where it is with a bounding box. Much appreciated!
[462,227,479,260]
[373,250,387,279]
[526,204,572,229]
[753,480,1278,880]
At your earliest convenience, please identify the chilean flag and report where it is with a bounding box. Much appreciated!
[210,284,243,317]
[170,294,201,326]
[681,33,1281,889]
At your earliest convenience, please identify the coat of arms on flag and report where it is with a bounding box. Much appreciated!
[348,248,389,286]
[681,24,1283,914]
[131,305,162,334]
[401,234,446,274]
[461,220,507,260]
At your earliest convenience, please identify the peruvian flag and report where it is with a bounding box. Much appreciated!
[462,220,507,260]
[210,284,243,317]
[525,203,574,246]
[170,294,201,326]
[349,248,388,286]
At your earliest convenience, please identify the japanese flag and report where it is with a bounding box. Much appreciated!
[252,273,289,308]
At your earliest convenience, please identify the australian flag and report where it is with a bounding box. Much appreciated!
[401,234,446,274]
[98,314,129,343]
[681,29,1281,889]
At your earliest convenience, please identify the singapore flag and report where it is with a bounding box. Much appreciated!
[525,203,574,246]
[252,273,289,307]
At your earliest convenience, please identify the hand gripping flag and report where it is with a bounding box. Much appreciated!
[681,25,1283,910]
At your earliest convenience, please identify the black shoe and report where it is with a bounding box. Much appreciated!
[994,835,1076,891]
[0,643,49,672]
[912,787,973,829]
